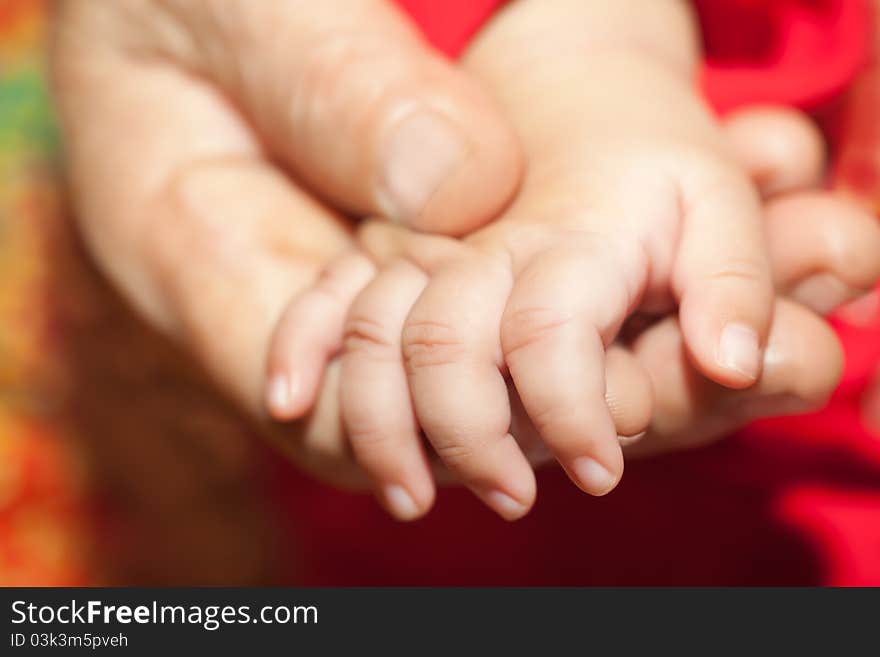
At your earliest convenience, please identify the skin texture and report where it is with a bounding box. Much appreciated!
[50,1,880,520]
[266,0,880,519]
[50,0,523,417]
[271,0,767,512]
[275,185,880,519]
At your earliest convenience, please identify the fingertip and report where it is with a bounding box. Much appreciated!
[788,274,853,316]
[408,104,523,236]
[265,300,329,420]
[604,345,654,439]
[716,321,761,384]
[471,434,537,521]
[461,434,537,522]
[675,161,775,389]
[264,368,317,421]
[484,490,532,521]
[765,299,844,408]
[264,252,375,420]
[723,105,826,197]
[678,285,771,390]
[265,372,296,420]
[569,451,623,497]
[476,479,536,522]
[381,483,435,522]
[377,107,471,227]
[766,192,880,311]
[683,320,762,390]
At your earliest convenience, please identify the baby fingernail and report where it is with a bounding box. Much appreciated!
[378,109,468,224]
[266,374,291,414]
[265,373,299,419]
[717,322,760,381]
[484,490,528,520]
[383,485,421,521]
[571,457,618,496]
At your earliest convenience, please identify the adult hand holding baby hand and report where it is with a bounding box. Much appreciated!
[50,0,520,421]
[267,0,880,519]
[53,0,521,232]
[51,0,880,518]
[282,123,879,519]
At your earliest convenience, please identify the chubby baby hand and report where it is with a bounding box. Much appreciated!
[263,0,880,520]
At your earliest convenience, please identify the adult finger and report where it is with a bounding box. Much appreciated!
[158,0,523,234]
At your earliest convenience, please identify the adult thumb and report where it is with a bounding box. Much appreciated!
[169,0,522,235]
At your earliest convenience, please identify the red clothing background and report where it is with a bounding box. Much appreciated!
[271,0,880,585]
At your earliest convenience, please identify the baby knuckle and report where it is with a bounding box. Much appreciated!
[706,255,770,289]
[347,420,396,451]
[402,319,468,371]
[432,427,511,471]
[432,439,476,467]
[530,402,581,443]
[502,307,574,357]
[343,314,395,356]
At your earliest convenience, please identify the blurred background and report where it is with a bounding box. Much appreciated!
[0,0,292,585]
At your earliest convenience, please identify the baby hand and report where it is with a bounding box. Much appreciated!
[264,0,880,519]
[268,181,880,520]
[328,0,780,507]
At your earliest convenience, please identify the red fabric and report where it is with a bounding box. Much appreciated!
[697,0,871,112]
[269,0,880,585]
[398,0,871,111]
